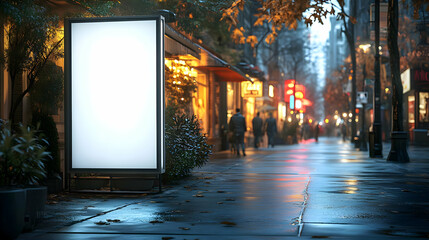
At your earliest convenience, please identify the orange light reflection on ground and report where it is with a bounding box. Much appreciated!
[344,179,358,185]
[274,177,308,202]
[343,186,358,194]
[243,196,259,201]
[284,194,304,202]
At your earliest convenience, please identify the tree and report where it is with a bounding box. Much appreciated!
[339,1,357,143]
[303,63,322,121]
[398,15,418,71]
[0,0,118,124]
[222,0,344,44]
[397,1,428,72]
[29,61,63,115]
[223,0,348,126]
[1,0,62,124]
[278,26,311,82]
[113,0,241,64]
[278,26,318,117]
[324,67,350,118]
[386,0,409,162]
[29,61,64,177]
[386,0,428,162]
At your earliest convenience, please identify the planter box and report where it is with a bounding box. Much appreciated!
[0,188,26,240]
[23,186,47,232]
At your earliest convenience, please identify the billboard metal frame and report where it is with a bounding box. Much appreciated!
[64,16,165,191]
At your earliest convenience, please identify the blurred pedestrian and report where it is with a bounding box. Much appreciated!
[228,130,236,154]
[229,108,247,156]
[252,112,263,149]
[341,123,347,142]
[265,112,277,148]
[315,122,320,142]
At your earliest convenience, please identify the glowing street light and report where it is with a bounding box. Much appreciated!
[359,43,371,53]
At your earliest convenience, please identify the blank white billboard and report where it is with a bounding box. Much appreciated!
[66,17,164,171]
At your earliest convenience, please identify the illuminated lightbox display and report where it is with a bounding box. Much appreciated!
[65,17,165,172]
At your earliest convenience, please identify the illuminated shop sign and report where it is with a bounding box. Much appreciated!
[269,85,274,98]
[241,81,263,98]
[65,16,165,172]
[414,68,429,87]
[401,69,410,94]
[284,79,295,101]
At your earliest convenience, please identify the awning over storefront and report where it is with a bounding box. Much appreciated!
[165,25,200,59]
[194,66,252,82]
[195,43,253,82]
[163,24,253,83]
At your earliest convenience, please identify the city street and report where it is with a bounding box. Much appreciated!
[2,1,428,240]
[17,137,429,240]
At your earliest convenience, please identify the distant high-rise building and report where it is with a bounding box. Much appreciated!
[326,15,348,78]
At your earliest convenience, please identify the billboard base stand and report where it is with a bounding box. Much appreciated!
[158,174,162,193]
[67,174,162,194]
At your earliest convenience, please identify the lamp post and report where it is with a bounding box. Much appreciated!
[371,0,383,157]
[358,44,371,151]
[360,63,368,151]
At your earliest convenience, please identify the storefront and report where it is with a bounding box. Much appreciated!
[241,80,263,146]
[165,25,253,151]
[403,66,429,145]
[241,80,262,129]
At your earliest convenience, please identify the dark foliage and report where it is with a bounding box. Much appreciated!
[164,105,212,182]
[0,120,50,186]
[31,112,60,178]
[29,60,62,178]
[30,61,63,115]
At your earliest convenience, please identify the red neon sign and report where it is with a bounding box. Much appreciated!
[284,79,295,102]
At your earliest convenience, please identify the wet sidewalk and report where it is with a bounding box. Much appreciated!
[17,137,429,239]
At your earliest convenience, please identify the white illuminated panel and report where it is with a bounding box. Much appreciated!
[70,19,161,169]
[401,68,410,94]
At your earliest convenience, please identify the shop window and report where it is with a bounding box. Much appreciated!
[419,92,429,123]
[244,97,255,132]
[193,74,208,133]
[269,85,274,98]
[408,95,415,130]
[227,82,235,120]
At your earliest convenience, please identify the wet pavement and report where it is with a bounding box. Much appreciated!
[17,137,429,239]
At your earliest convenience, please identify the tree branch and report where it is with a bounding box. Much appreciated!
[10,37,64,122]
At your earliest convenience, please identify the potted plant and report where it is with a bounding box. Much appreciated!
[0,121,26,240]
[0,120,51,238]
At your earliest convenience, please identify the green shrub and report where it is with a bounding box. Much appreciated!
[164,105,212,182]
[0,120,51,186]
